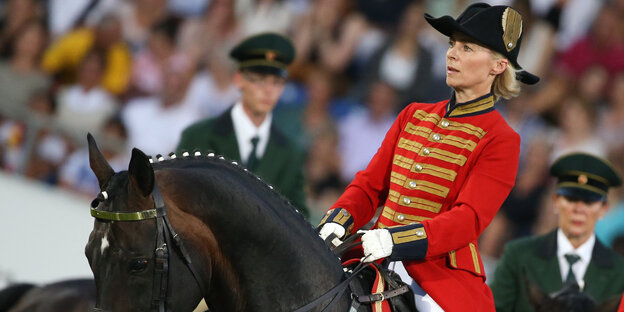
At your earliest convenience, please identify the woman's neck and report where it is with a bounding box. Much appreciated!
[454,88,490,104]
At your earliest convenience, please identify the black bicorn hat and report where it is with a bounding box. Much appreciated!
[550,153,622,202]
[229,32,295,77]
[425,2,539,85]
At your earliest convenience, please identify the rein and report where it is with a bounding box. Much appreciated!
[89,181,207,312]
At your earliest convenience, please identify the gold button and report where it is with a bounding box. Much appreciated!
[397,214,405,221]
[403,197,411,205]
[423,148,430,155]
[433,134,441,141]
[416,229,425,237]
[415,164,423,171]
[441,120,449,127]
[408,181,417,188]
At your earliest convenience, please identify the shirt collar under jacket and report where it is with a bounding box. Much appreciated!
[231,102,272,163]
[556,228,595,286]
[445,92,496,118]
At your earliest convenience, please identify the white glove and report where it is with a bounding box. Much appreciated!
[319,223,346,247]
[359,229,393,263]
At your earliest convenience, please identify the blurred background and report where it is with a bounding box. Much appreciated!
[1,0,623,287]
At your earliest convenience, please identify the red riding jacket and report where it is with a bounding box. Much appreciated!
[320,93,520,311]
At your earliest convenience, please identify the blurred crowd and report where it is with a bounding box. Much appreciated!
[1,0,624,261]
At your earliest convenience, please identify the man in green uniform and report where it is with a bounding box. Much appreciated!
[491,152,624,310]
[176,33,308,217]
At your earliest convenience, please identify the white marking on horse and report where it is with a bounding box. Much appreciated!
[101,234,110,255]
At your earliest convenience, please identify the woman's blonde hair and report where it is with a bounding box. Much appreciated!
[491,52,521,101]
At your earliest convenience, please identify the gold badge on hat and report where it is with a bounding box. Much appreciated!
[266,51,276,61]
[578,174,589,185]
[501,7,522,52]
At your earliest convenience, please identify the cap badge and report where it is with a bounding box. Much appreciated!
[501,7,523,52]
[266,51,276,61]
[578,174,589,185]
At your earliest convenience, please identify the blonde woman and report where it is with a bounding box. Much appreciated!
[319,3,539,311]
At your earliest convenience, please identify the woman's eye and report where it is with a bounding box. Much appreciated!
[129,259,149,273]
[448,40,455,47]
[463,45,472,51]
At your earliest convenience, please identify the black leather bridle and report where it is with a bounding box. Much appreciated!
[89,181,206,312]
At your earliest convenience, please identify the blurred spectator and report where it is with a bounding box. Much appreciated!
[177,0,242,68]
[59,116,128,197]
[356,0,414,31]
[513,0,557,79]
[480,93,552,257]
[598,73,624,152]
[305,126,344,224]
[291,0,382,78]
[351,1,435,109]
[550,95,606,162]
[338,81,397,182]
[122,57,198,156]
[47,0,122,39]
[557,5,624,84]
[275,66,339,148]
[596,146,624,256]
[23,130,70,185]
[0,0,42,58]
[129,17,186,97]
[0,21,50,120]
[185,48,240,119]
[236,0,293,35]
[167,0,210,17]
[55,50,118,144]
[0,117,26,172]
[41,15,131,96]
[115,0,169,51]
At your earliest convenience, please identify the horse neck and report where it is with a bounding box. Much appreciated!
[161,166,346,311]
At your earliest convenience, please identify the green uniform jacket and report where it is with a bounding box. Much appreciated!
[176,108,308,217]
[490,230,624,311]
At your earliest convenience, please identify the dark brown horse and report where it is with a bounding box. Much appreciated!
[85,134,354,311]
[0,278,95,312]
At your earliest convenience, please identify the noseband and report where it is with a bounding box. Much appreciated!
[89,181,206,312]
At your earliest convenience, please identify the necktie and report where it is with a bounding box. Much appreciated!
[564,253,581,285]
[247,136,260,171]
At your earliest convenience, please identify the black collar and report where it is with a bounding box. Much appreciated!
[445,92,496,118]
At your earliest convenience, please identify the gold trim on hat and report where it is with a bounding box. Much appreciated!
[501,7,522,52]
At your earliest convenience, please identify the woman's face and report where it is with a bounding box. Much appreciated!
[445,33,502,95]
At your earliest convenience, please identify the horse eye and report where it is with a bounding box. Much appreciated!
[129,259,149,273]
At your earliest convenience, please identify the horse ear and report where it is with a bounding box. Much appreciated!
[88,133,115,188]
[128,147,154,198]
[524,275,553,311]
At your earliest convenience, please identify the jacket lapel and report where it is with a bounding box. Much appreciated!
[532,230,564,292]
[211,108,242,162]
[583,239,616,298]
[255,125,289,180]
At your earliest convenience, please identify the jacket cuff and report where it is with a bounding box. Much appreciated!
[318,208,354,237]
[387,224,428,261]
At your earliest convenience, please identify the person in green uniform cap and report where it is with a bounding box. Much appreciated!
[176,32,308,217]
[491,152,624,311]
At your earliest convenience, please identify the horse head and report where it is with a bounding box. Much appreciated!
[84,134,349,311]
[85,134,204,311]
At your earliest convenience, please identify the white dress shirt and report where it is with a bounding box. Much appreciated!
[557,228,594,288]
[231,102,271,164]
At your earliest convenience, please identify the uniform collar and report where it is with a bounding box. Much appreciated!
[231,102,272,162]
[445,92,496,117]
[556,228,595,266]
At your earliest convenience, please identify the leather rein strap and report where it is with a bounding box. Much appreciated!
[90,181,207,312]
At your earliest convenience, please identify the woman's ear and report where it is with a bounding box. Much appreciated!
[491,58,509,75]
